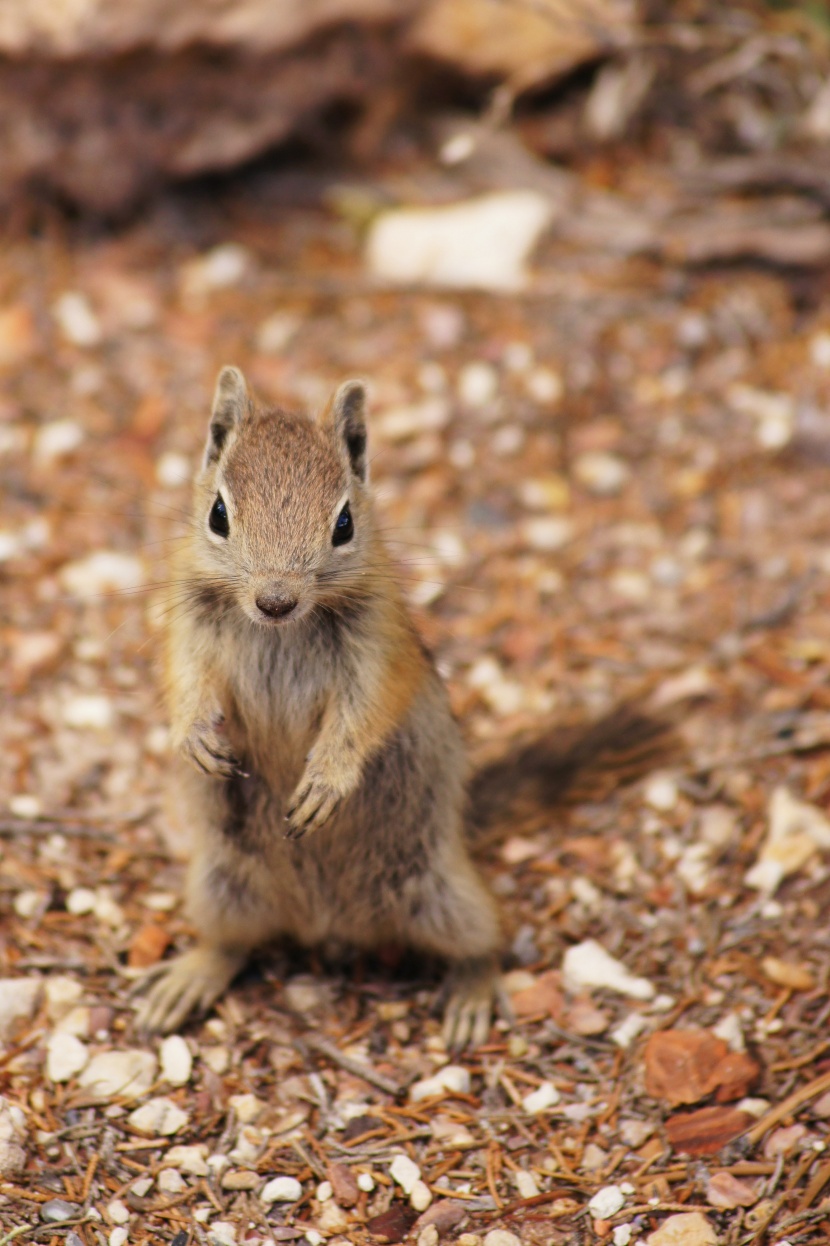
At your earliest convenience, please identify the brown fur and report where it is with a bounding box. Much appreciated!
[137,368,677,1046]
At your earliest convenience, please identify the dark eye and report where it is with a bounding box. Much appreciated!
[332,503,353,547]
[209,494,229,538]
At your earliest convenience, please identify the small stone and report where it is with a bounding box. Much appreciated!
[41,1199,80,1223]
[59,550,144,600]
[746,786,830,894]
[66,887,96,915]
[520,516,574,552]
[644,773,679,812]
[180,244,252,304]
[764,1124,807,1158]
[158,1168,187,1193]
[619,1119,654,1148]
[53,292,102,347]
[316,1180,333,1202]
[33,419,84,462]
[581,1143,607,1172]
[562,939,656,1000]
[390,1153,422,1194]
[483,1232,522,1246]
[319,1203,351,1233]
[107,1199,130,1225]
[222,1169,259,1191]
[230,1125,266,1166]
[160,1035,193,1086]
[261,1176,303,1205]
[410,1064,471,1103]
[202,1045,230,1075]
[357,1172,375,1192]
[706,1169,758,1209]
[525,366,563,405]
[14,889,44,919]
[255,311,300,354]
[156,452,191,488]
[573,451,630,496]
[458,361,498,408]
[110,1229,129,1246]
[62,695,114,731]
[646,1211,718,1246]
[613,1227,633,1246]
[208,1220,237,1246]
[761,956,815,992]
[228,1091,264,1122]
[0,977,43,1040]
[305,1232,324,1246]
[131,1177,153,1198]
[0,1096,27,1175]
[588,1186,626,1219]
[515,1170,540,1198]
[522,1081,560,1114]
[410,1179,432,1211]
[79,1050,157,1101]
[610,1012,649,1049]
[46,1032,89,1083]
[44,976,83,1021]
[418,1227,439,1246]
[164,1144,208,1175]
[128,1096,188,1137]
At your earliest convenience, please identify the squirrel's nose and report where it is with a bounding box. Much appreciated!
[256,593,298,621]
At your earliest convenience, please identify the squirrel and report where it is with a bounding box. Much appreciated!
[136,366,679,1047]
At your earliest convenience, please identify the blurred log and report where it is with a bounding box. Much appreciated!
[0,0,636,213]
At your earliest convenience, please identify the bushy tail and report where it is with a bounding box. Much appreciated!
[467,700,685,845]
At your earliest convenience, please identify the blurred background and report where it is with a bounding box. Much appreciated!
[6,2,830,1239]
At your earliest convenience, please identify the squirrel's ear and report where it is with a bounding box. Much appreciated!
[206,366,248,464]
[324,380,368,481]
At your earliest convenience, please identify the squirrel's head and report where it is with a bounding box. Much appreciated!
[192,366,374,627]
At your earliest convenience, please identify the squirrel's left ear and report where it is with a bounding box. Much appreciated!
[324,380,368,481]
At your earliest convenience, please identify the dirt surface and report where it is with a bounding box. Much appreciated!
[6,41,830,1246]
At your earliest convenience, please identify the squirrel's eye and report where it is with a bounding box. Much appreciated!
[209,494,230,538]
[332,502,353,547]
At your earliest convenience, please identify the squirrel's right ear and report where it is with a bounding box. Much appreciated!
[206,366,248,465]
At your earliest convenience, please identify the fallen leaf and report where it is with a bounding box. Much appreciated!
[706,1169,759,1209]
[327,1162,359,1208]
[761,956,815,992]
[712,1052,761,1103]
[644,1030,729,1107]
[565,996,610,1036]
[127,924,171,969]
[366,1204,418,1242]
[647,1210,718,1245]
[664,1106,753,1156]
[510,969,564,1020]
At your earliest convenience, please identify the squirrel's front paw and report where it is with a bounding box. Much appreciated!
[181,714,241,779]
[284,770,343,839]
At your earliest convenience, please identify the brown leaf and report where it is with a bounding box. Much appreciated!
[327,1161,359,1208]
[564,996,610,1036]
[644,1030,729,1107]
[761,955,815,992]
[713,1052,761,1103]
[366,1204,418,1242]
[511,970,564,1020]
[127,923,171,969]
[414,1199,467,1234]
[665,1106,753,1156]
[706,1169,759,1210]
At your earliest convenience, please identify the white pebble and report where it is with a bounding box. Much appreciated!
[208,1221,237,1246]
[107,1199,130,1225]
[610,1013,649,1049]
[79,1050,157,1102]
[520,516,574,552]
[131,1177,153,1198]
[305,1232,324,1246]
[45,976,83,1021]
[202,1045,230,1075]
[458,361,498,408]
[525,366,563,405]
[158,1168,186,1193]
[515,1170,540,1199]
[60,550,144,599]
[316,1180,333,1202]
[46,1033,88,1083]
[613,1225,633,1246]
[53,292,102,347]
[228,1092,264,1123]
[484,1232,522,1246]
[62,695,114,731]
[357,1172,375,1192]
[522,1081,560,1114]
[160,1035,192,1086]
[66,887,96,915]
[156,452,191,488]
[573,451,629,496]
[562,939,656,1000]
[410,1179,432,1211]
[109,1230,129,1246]
[9,794,41,819]
[33,419,84,462]
[128,1097,188,1137]
[256,312,300,355]
[0,978,43,1041]
[14,889,43,919]
[588,1184,626,1219]
[811,331,830,369]
[409,1064,471,1103]
[164,1145,208,1176]
[261,1176,303,1205]
[390,1153,421,1195]
[644,773,678,812]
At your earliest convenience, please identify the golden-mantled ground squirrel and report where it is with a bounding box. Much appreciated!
[137,367,677,1047]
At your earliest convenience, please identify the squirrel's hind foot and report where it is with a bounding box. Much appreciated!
[441,957,511,1052]
[133,946,246,1034]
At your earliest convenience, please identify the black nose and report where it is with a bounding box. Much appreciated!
[256,594,298,620]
